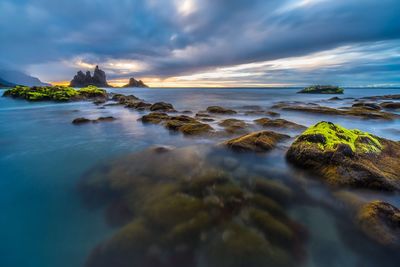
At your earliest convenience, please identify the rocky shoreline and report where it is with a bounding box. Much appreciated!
[3,85,400,266]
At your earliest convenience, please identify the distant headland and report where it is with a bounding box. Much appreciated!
[69,65,149,88]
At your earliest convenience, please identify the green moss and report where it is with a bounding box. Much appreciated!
[78,85,107,97]
[166,211,212,244]
[299,121,382,153]
[3,85,104,101]
[248,208,294,247]
[206,223,292,267]
[142,192,205,229]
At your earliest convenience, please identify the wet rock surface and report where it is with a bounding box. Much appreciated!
[223,131,290,152]
[72,116,116,124]
[140,112,214,136]
[273,102,398,120]
[357,201,400,248]
[286,121,400,191]
[206,106,237,114]
[254,118,306,130]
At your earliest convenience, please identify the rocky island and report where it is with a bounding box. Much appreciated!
[122,77,148,87]
[298,85,344,94]
[70,65,110,87]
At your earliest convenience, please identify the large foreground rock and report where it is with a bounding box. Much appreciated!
[223,131,290,152]
[79,146,307,267]
[286,121,400,191]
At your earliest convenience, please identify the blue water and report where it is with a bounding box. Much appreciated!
[0,87,399,267]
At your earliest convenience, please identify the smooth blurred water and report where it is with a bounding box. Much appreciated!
[0,87,399,267]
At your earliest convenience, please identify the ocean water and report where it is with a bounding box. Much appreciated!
[0,87,399,267]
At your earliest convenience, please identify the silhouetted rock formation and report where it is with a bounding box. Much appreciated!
[122,77,149,88]
[70,66,110,87]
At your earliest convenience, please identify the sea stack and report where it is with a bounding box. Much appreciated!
[122,77,149,88]
[70,65,110,87]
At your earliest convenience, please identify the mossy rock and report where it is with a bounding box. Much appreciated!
[249,193,286,218]
[206,106,237,114]
[205,223,292,267]
[287,121,400,191]
[181,169,230,197]
[254,118,306,130]
[252,178,293,205]
[298,85,344,94]
[247,208,294,248]
[164,115,198,130]
[142,192,205,229]
[80,146,307,267]
[150,102,175,112]
[2,85,106,101]
[179,122,213,135]
[140,112,170,124]
[165,211,212,245]
[85,219,154,267]
[357,201,400,248]
[222,131,290,152]
[218,119,247,128]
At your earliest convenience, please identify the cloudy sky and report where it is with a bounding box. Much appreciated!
[1,0,400,87]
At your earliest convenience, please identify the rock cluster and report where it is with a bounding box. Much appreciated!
[70,65,110,87]
[122,77,148,88]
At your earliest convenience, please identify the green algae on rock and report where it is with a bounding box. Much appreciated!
[2,85,107,101]
[79,146,307,267]
[286,121,400,191]
[298,85,344,94]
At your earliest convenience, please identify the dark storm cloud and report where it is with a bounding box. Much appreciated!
[0,0,399,84]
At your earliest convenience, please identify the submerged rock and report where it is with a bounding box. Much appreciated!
[298,85,344,94]
[286,121,400,191]
[352,102,381,111]
[79,146,307,267]
[206,106,237,114]
[357,201,400,248]
[72,117,91,124]
[380,102,400,110]
[223,131,290,152]
[72,116,116,124]
[254,118,306,130]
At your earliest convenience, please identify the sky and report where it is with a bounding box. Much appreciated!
[0,0,400,87]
